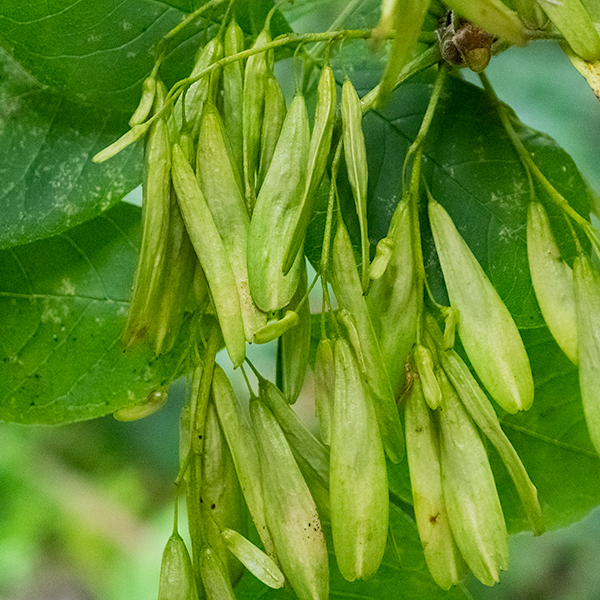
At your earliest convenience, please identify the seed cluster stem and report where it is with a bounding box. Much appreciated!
[480,72,600,257]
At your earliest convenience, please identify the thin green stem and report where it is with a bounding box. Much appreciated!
[361,44,441,114]
[421,183,446,312]
[395,65,449,345]
[402,63,448,192]
[320,289,328,340]
[174,450,191,487]
[408,147,425,346]
[191,324,220,442]
[321,282,341,337]
[240,364,258,399]
[100,30,441,164]
[166,30,372,101]
[295,271,320,314]
[172,489,179,535]
[244,357,263,384]
[150,30,376,133]
[319,139,344,279]
[305,0,367,62]
[155,0,227,62]
[479,71,600,257]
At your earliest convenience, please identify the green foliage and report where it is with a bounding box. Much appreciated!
[0,203,189,424]
[0,48,142,248]
[1,0,600,598]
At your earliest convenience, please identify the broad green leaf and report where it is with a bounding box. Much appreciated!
[0,202,189,425]
[362,74,589,329]
[0,0,290,115]
[419,81,588,329]
[0,47,142,250]
[234,504,472,599]
[0,1,203,113]
[493,327,600,533]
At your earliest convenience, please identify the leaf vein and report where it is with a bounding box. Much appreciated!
[501,421,598,458]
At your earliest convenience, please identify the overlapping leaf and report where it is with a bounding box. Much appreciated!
[0,202,190,425]
[362,74,589,329]
[0,47,142,249]
[0,0,290,114]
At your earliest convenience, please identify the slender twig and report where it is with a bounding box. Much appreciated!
[479,71,600,257]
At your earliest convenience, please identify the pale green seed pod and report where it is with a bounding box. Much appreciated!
[283,63,337,275]
[175,36,223,135]
[122,113,171,350]
[330,337,388,581]
[562,45,600,99]
[405,378,468,590]
[439,346,544,535]
[332,218,405,463]
[171,143,246,368]
[196,102,266,342]
[278,262,311,403]
[199,546,236,600]
[92,122,150,163]
[223,19,245,178]
[537,0,600,61]
[342,78,370,290]
[129,75,157,127]
[200,402,246,585]
[368,236,395,280]
[527,201,578,364]
[157,532,200,600]
[251,399,329,600]
[242,29,270,208]
[254,311,299,344]
[366,198,418,397]
[414,344,442,410]
[257,74,287,191]
[375,0,431,107]
[259,376,330,518]
[220,529,285,589]
[337,308,367,374]
[114,388,167,421]
[428,199,533,413]
[574,254,600,457]
[514,0,548,28]
[247,93,310,312]
[438,371,509,587]
[150,195,198,355]
[444,0,528,45]
[211,365,275,558]
[314,337,335,446]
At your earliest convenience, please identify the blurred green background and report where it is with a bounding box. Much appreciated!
[2,35,600,600]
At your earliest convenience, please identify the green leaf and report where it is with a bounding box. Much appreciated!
[0,46,142,249]
[234,504,472,599]
[0,201,188,425]
[493,327,600,533]
[0,0,291,115]
[362,74,590,329]
[0,0,188,113]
